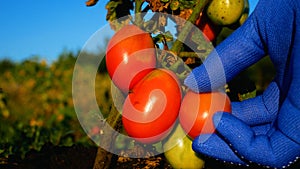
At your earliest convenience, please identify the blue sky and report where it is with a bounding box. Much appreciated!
[0,0,108,63]
[0,0,258,63]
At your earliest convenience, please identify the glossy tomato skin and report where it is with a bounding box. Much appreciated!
[122,69,182,144]
[179,91,231,139]
[195,12,222,42]
[106,25,156,93]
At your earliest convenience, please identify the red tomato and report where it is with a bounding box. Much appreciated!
[195,12,222,42]
[106,25,156,93]
[122,69,182,143]
[179,91,231,139]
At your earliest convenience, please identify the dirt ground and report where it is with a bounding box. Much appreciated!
[1,143,300,169]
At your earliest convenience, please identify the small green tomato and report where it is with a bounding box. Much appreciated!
[228,0,250,29]
[238,0,249,25]
[163,124,204,169]
[206,0,245,26]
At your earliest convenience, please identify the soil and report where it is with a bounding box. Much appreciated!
[1,143,300,169]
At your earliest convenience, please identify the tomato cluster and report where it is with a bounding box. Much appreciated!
[104,0,247,147]
[103,0,248,168]
[106,24,232,144]
[106,25,182,143]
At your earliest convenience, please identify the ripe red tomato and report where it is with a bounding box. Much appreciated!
[195,12,222,42]
[179,91,231,139]
[106,25,156,93]
[122,69,182,143]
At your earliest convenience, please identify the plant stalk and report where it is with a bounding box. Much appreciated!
[93,86,124,169]
[170,0,211,54]
[179,51,208,60]
[134,0,144,27]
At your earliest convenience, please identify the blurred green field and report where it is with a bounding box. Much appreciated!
[0,51,112,158]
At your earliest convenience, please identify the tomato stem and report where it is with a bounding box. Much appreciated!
[170,0,211,54]
[179,51,209,60]
[93,86,124,169]
[156,0,211,87]
[93,105,122,169]
[134,0,144,27]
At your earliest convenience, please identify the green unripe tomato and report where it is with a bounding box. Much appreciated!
[163,124,204,169]
[206,0,245,26]
[228,0,249,29]
[238,0,249,25]
[238,12,248,25]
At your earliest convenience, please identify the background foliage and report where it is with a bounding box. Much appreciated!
[0,51,112,159]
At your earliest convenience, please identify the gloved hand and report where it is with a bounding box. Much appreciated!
[184,0,300,168]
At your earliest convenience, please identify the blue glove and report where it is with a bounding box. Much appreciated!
[184,0,300,168]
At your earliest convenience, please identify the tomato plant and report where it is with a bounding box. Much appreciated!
[179,91,231,139]
[163,124,205,169]
[106,25,157,93]
[122,69,182,144]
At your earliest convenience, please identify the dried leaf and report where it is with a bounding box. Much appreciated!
[184,57,195,64]
[158,14,167,27]
[146,0,169,12]
[85,0,99,6]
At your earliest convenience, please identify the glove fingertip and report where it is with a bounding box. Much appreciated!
[184,72,199,92]
[213,112,254,150]
[212,112,232,129]
[192,134,246,165]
